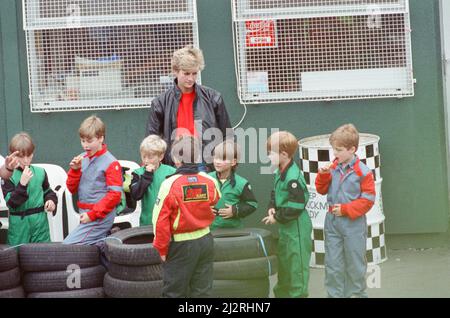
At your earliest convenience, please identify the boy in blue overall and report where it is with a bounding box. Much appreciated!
[262,131,312,298]
[209,141,257,230]
[63,115,123,247]
[315,124,376,298]
[130,135,175,226]
[2,133,57,245]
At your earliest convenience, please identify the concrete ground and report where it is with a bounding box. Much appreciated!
[4,225,450,298]
[270,233,450,298]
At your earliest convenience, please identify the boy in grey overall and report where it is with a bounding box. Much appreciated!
[63,116,123,252]
[315,124,375,298]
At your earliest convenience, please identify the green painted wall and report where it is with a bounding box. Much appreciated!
[0,12,5,155]
[0,0,24,155]
[0,0,447,234]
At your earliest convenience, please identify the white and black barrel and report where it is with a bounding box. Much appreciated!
[298,134,386,268]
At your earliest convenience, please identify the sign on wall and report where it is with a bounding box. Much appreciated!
[232,0,414,104]
[245,20,277,48]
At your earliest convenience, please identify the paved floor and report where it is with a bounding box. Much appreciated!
[308,247,450,298]
[4,226,450,298]
[270,237,450,298]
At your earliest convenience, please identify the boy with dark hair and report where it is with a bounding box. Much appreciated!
[153,135,221,297]
[209,140,257,230]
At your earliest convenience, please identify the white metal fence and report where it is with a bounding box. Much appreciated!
[232,0,414,104]
[23,0,199,112]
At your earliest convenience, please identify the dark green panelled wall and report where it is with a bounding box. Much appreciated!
[0,0,448,233]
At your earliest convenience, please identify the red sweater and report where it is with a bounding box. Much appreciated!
[176,91,198,137]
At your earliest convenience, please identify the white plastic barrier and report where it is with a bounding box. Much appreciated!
[65,159,142,235]
[0,189,8,231]
[298,134,387,268]
[34,164,67,242]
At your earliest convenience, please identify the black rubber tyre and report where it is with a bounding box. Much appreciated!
[213,255,277,280]
[0,245,19,272]
[108,262,162,281]
[27,287,105,298]
[0,267,21,291]
[105,226,161,266]
[23,265,106,293]
[212,228,276,262]
[103,273,162,298]
[19,243,100,272]
[211,278,270,298]
[0,286,25,298]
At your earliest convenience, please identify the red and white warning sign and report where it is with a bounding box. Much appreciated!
[245,20,277,48]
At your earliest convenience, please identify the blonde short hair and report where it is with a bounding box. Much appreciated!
[79,115,105,139]
[266,131,299,158]
[171,45,205,73]
[329,123,359,150]
[140,135,167,156]
[9,132,35,156]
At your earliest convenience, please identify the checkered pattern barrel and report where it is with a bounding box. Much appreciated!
[298,134,387,268]
[299,133,381,187]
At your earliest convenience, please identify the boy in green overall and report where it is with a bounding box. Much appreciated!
[209,140,257,230]
[2,132,57,245]
[262,131,312,298]
[130,135,176,226]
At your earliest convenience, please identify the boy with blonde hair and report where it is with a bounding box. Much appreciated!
[262,131,312,298]
[315,123,376,298]
[63,115,123,246]
[2,132,57,245]
[209,140,257,230]
[130,135,175,226]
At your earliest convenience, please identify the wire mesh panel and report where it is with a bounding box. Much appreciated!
[23,0,199,112]
[232,0,414,104]
[234,0,407,20]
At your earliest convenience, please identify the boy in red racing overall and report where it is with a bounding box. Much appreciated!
[153,136,221,297]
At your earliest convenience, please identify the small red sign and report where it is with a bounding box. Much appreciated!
[245,20,277,48]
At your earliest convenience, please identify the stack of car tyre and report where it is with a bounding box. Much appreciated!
[104,226,163,298]
[19,243,105,298]
[0,245,24,298]
[212,228,278,298]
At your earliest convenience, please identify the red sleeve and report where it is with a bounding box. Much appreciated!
[67,168,82,194]
[341,172,376,220]
[315,172,332,195]
[87,161,123,221]
[153,193,176,257]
